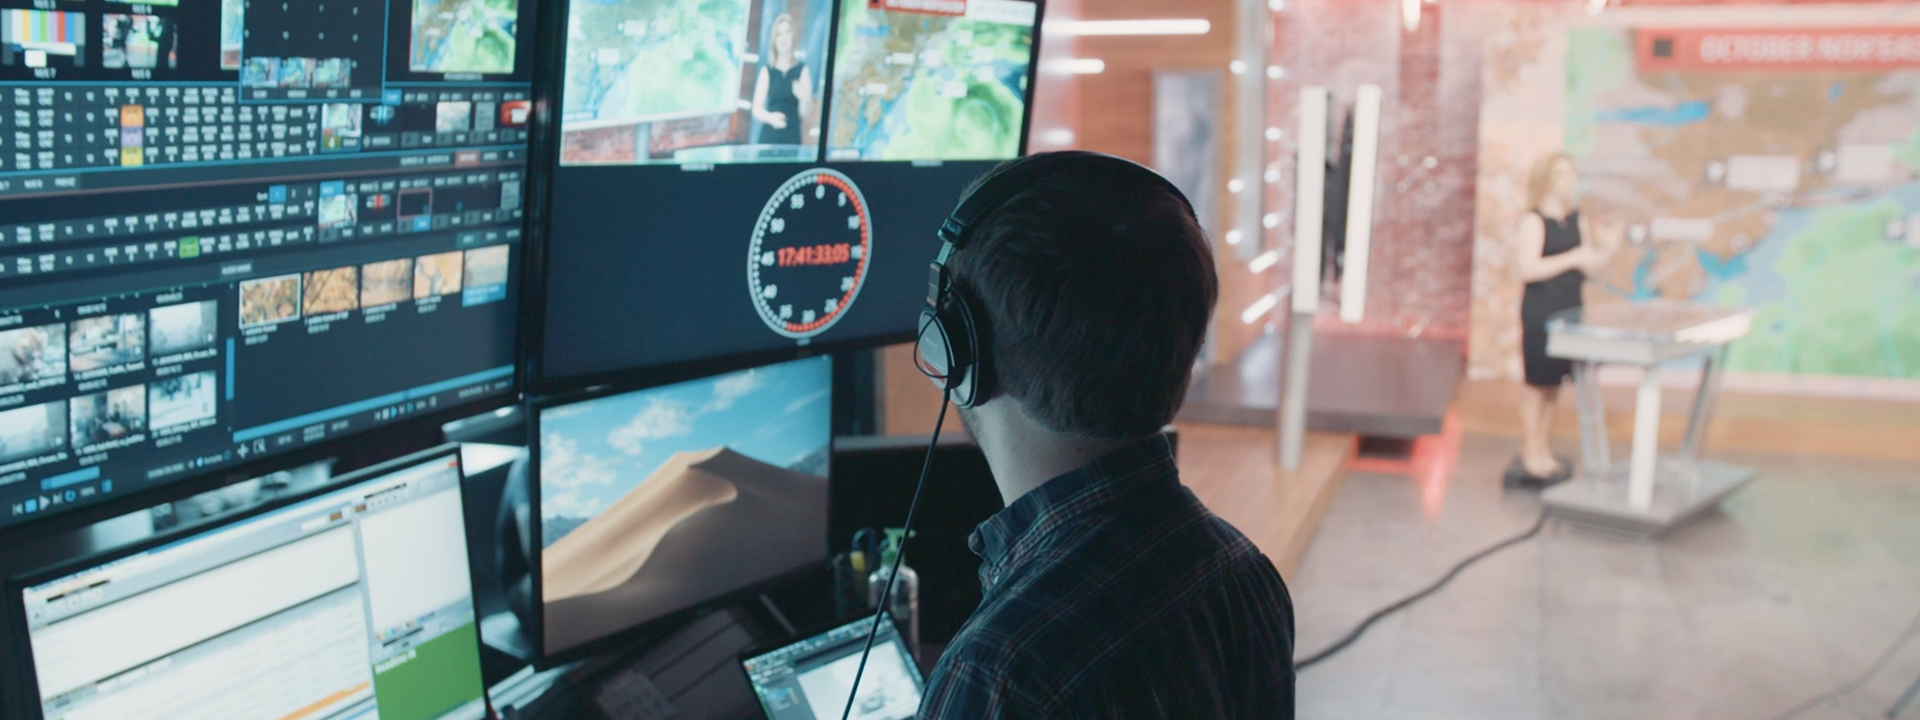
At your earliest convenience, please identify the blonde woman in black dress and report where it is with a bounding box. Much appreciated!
[751,13,812,147]
[1513,152,1617,484]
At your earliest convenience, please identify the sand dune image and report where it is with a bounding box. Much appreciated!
[543,447,827,653]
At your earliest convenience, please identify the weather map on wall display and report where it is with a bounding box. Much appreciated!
[558,0,832,165]
[411,0,519,74]
[827,0,1035,161]
[1566,25,1920,379]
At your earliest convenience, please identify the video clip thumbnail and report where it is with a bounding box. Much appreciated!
[148,300,219,357]
[102,14,176,70]
[436,100,473,133]
[318,182,358,230]
[461,245,508,306]
[2,10,86,69]
[361,258,414,307]
[0,401,67,465]
[303,266,360,315]
[239,274,302,328]
[414,250,464,299]
[149,371,216,432]
[409,0,518,75]
[220,0,242,69]
[69,314,147,373]
[242,57,353,89]
[322,103,364,151]
[70,385,146,450]
[0,323,67,393]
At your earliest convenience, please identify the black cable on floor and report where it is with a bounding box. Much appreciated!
[1294,509,1551,671]
[1764,600,1920,720]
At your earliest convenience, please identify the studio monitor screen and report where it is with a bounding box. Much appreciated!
[533,0,1041,388]
[535,355,833,659]
[0,0,541,529]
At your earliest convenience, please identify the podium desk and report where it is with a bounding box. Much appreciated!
[1541,301,1758,536]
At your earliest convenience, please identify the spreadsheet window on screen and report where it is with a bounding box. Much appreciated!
[20,453,487,720]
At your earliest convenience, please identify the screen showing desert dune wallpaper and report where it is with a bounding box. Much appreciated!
[538,356,831,655]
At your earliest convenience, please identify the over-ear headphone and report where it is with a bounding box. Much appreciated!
[915,151,1197,408]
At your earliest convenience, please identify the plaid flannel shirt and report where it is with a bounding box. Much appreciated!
[919,434,1296,719]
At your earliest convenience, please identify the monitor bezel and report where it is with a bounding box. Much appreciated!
[521,0,1048,397]
[1,444,486,720]
[527,355,837,668]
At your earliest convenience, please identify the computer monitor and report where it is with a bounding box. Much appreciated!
[535,355,832,659]
[531,0,1043,389]
[16,449,487,720]
[0,0,540,530]
[741,614,925,720]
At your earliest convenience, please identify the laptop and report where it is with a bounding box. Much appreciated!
[740,614,926,720]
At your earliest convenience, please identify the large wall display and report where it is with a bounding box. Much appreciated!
[1471,4,1920,388]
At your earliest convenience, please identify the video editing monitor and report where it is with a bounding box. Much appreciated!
[533,0,1042,388]
[0,0,540,529]
[15,449,487,720]
[535,355,832,659]
[741,614,925,720]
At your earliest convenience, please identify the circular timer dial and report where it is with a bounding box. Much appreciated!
[748,169,872,340]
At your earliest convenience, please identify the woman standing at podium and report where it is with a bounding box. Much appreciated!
[1513,152,1616,485]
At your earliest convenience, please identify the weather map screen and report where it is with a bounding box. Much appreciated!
[826,0,1034,161]
[536,356,832,657]
[0,0,539,529]
[535,0,1040,386]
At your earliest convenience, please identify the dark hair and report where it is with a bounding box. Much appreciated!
[948,164,1217,440]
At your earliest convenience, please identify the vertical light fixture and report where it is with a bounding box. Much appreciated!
[1291,86,1330,315]
[1339,84,1383,324]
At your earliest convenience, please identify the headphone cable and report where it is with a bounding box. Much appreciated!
[839,389,952,720]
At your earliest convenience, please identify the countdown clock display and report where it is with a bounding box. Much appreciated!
[747,169,873,341]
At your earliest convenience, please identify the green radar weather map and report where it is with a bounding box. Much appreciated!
[410,0,520,74]
[827,0,1035,162]
[561,0,750,125]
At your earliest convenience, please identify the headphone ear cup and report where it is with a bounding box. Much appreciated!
[917,307,958,392]
[945,292,986,408]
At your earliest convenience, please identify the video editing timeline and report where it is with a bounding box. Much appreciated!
[21,453,488,720]
[0,164,525,279]
[0,84,532,174]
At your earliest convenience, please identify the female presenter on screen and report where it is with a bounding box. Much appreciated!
[1512,152,1617,485]
[752,14,812,147]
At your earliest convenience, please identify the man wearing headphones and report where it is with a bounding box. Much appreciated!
[915,151,1296,718]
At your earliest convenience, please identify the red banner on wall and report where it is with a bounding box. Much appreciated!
[868,0,967,16]
[1636,27,1920,71]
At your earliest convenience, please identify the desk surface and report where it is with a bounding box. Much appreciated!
[1549,301,1752,345]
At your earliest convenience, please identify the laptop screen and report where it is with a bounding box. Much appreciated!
[741,614,925,720]
[20,452,486,720]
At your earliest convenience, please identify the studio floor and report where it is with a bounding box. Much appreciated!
[1289,433,1920,720]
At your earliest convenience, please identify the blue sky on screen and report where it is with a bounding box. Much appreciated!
[539,356,832,521]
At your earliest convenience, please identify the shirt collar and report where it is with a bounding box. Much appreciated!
[968,434,1176,576]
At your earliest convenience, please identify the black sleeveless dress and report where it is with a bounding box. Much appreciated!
[761,62,803,145]
[1521,211,1584,388]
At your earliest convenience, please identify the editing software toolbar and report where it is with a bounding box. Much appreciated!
[0,0,535,528]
